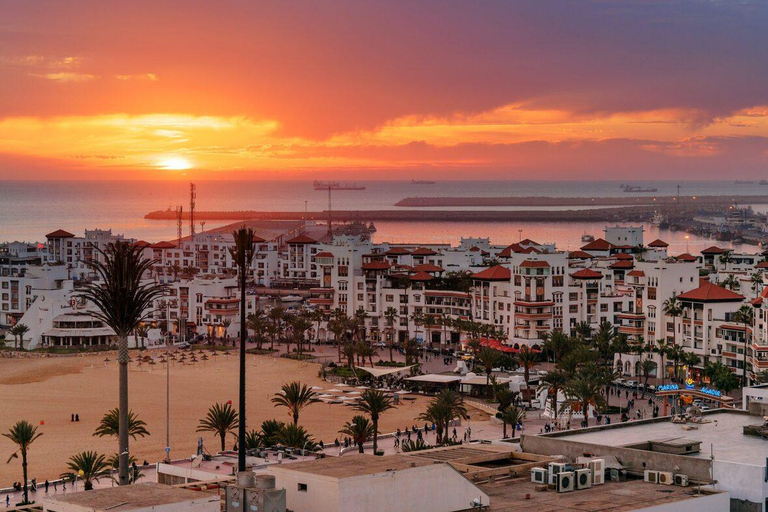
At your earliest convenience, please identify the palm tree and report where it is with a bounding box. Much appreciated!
[703,360,740,393]
[497,405,526,438]
[640,359,656,396]
[573,321,593,341]
[78,241,165,486]
[221,318,233,344]
[353,307,368,343]
[734,304,755,386]
[10,323,29,350]
[751,273,763,294]
[561,373,606,427]
[409,311,426,356]
[384,307,399,361]
[328,310,350,363]
[722,274,739,291]
[275,423,317,450]
[106,453,143,484]
[517,346,538,405]
[476,346,502,392]
[417,389,467,445]
[246,309,268,350]
[666,344,686,383]
[196,402,239,452]
[309,308,325,343]
[339,415,374,453]
[538,370,567,418]
[268,306,286,350]
[3,420,42,504]
[662,296,683,347]
[271,381,320,425]
[134,324,149,349]
[289,314,313,354]
[342,342,357,368]
[93,408,150,440]
[355,389,395,454]
[62,451,110,490]
[542,330,571,364]
[259,419,286,446]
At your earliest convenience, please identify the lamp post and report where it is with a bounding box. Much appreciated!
[165,355,171,463]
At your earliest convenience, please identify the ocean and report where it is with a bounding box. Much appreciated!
[0,180,762,253]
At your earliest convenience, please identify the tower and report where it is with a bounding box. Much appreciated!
[176,205,183,245]
[189,182,196,237]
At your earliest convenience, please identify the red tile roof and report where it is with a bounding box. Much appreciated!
[519,239,539,246]
[567,250,594,259]
[675,253,698,262]
[151,241,176,249]
[520,260,550,268]
[252,234,266,243]
[314,252,334,258]
[286,234,317,244]
[132,240,151,249]
[385,247,411,255]
[45,229,75,238]
[414,263,444,273]
[361,260,391,271]
[469,246,481,252]
[626,270,645,278]
[581,238,613,251]
[701,246,727,255]
[647,239,669,248]
[756,261,768,269]
[471,265,511,281]
[609,260,634,269]
[409,271,434,282]
[615,253,634,260]
[570,268,603,279]
[676,281,744,302]
[519,246,542,254]
[411,247,437,256]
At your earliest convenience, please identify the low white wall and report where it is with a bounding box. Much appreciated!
[639,491,730,512]
[714,460,768,510]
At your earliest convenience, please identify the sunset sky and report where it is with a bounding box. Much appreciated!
[2,1,768,180]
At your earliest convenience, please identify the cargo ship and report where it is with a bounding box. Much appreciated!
[313,180,366,191]
[411,179,436,185]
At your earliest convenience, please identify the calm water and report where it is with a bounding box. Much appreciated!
[0,180,761,253]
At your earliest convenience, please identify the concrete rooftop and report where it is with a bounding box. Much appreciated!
[45,482,219,511]
[268,454,433,479]
[551,411,767,465]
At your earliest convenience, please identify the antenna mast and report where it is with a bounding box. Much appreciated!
[176,205,183,246]
[189,182,196,237]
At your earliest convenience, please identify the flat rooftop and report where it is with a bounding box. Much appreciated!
[268,454,433,479]
[481,477,722,511]
[45,482,219,511]
[550,411,766,465]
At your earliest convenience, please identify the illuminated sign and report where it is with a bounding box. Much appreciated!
[700,387,722,398]
[657,384,679,392]
[685,378,695,390]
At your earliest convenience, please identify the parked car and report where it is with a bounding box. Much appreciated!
[625,380,638,388]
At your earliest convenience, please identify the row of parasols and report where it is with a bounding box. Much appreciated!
[299,383,410,405]
[102,349,234,367]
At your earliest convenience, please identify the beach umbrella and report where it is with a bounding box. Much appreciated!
[347,391,361,395]
[355,386,368,390]
[201,354,209,361]
[336,383,349,387]
[327,388,342,393]
[310,386,323,390]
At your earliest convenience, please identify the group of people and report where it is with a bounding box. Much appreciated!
[70,413,81,422]
[6,478,59,507]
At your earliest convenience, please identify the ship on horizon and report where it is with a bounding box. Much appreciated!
[620,184,658,193]
[313,180,366,191]
[411,179,436,185]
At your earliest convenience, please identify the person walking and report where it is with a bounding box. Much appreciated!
[44,480,49,493]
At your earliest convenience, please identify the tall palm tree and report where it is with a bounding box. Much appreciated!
[662,296,683,348]
[339,415,374,453]
[722,274,739,291]
[355,389,395,454]
[134,324,149,349]
[517,346,539,405]
[475,346,502,392]
[10,323,29,350]
[275,423,317,450]
[734,303,755,386]
[328,310,350,363]
[79,241,165,485]
[751,273,763,294]
[258,419,286,446]
[93,408,150,440]
[3,420,42,504]
[561,373,606,427]
[246,309,268,350]
[384,307,399,361]
[409,311,426,355]
[268,306,286,350]
[271,381,320,425]
[666,344,686,383]
[573,321,593,341]
[353,307,369,343]
[538,370,567,418]
[498,405,526,438]
[197,402,239,452]
[640,359,656,396]
[62,451,110,491]
[106,453,143,484]
[542,330,571,364]
[355,341,376,367]
[309,308,325,343]
[417,389,467,445]
[289,314,313,354]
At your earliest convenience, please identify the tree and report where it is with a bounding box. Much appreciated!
[196,402,239,452]
[538,370,567,418]
[384,307,399,361]
[62,451,110,491]
[93,408,150,440]
[476,346,502,392]
[78,241,165,486]
[276,423,317,450]
[3,420,42,505]
[734,304,755,386]
[268,306,286,350]
[246,309,268,350]
[258,419,286,446]
[665,344,686,383]
[355,389,395,454]
[573,321,593,341]
[640,359,657,396]
[106,453,143,484]
[561,373,606,427]
[497,405,526,438]
[417,389,468,445]
[339,415,374,453]
[662,297,683,347]
[542,330,572,364]
[353,307,368,343]
[134,324,149,349]
[703,361,740,394]
[327,309,351,363]
[10,323,30,350]
[271,381,320,425]
[517,346,539,405]
[722,274,739,291]
[309,308,325,344]
[355,341,377,367]
[288,314,313,354]
[751,273,763,294]
[409,311,426,356]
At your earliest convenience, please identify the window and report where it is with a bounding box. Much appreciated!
[298,483,308,492]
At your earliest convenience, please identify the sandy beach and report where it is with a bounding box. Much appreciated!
[0,350,431,484]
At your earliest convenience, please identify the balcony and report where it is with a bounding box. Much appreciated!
[618,325,644,335]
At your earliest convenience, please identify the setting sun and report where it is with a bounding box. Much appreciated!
[158,157,192,171]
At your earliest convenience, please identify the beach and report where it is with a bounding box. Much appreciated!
[0,350,430,484]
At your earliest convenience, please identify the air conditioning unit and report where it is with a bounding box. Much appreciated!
[588,459,605,485]
[531,467,548,484]
[643,470,659,484]
[557,471,575,493]
[674,474,689,486]
[575,468,592,490]
[658,471,674,485]
[548,462,569,485]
